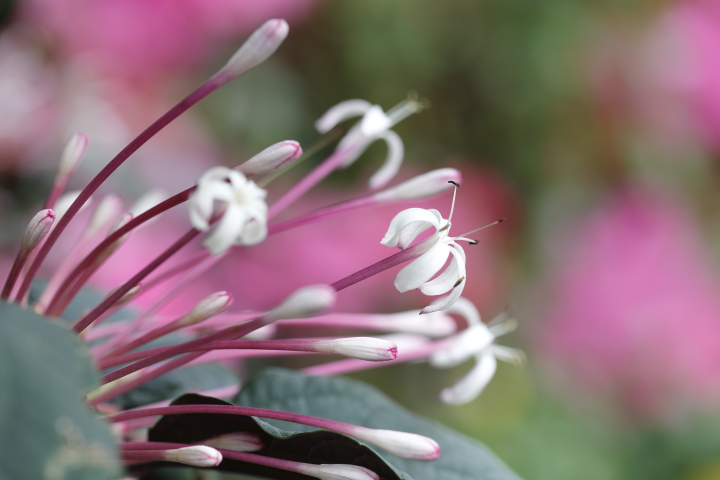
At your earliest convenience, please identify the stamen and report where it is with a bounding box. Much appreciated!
[447,180,460,222]
[454,218,505,239]
[385,92,430,126]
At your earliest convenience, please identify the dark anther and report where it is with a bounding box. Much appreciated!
[448,180,460,188]
[453,277,465,288]
[469,240,479,245]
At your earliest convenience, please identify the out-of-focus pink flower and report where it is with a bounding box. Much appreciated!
[0,30,58,169]
[539,190,720,418]
[21,0,320,80]
[213,164,514,314]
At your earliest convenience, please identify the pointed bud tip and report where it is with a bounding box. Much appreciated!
[238,140,303,176]
[220,19,289,78]
[358,429,440,461]
[58,133,88,176]
[21,209,56,253]
[374,169,462,203]
[183,291,233,325]
[265,285,336,322]
[165,446,222,467]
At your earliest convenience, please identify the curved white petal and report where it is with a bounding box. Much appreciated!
[446,297,482,326]
[420,250,461,296]
[420,276,465,314]
[315,99,373,133]
[368,130,404,190]
[394,242,450,293]
[203,204,246,255]
[238,215,268,246]
[359,105,392,137]
[381,208,443,248]
[430,323,495,368]
[440,350,497,405]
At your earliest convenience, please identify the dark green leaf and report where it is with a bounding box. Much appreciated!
[0,302,120,480]
[234,369,522,480]
[148,394,404,480]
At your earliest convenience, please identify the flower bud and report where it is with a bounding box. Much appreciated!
[430,324,494,368]
[20,209,55,255]
[298,463,379,480]
[86,194,123,237]
[373,169,462,203]
[57,132,88,178]
[220,19,289,78]
[203,432,263,452]
[353,428,440,461]
[238,140,303,176]
[164,446,223,467]
[264,285,336,322]
[179,291,233,326]
[312,337,397,361]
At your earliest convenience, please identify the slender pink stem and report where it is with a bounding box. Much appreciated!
[106,404,367,437]
[267,147,350,220]
[100,317,266,383]
[101,319,188,360]
[330,236,436,291]
[14,73,230,303]
[140,250,211,293]
[72,227,203,333]
[268,195,374,234]
[43,188,193,314]
[1,250,30,300]
[120,442,329,477]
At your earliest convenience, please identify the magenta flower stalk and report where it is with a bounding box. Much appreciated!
[107,404,440,461]
[123,442,379,480]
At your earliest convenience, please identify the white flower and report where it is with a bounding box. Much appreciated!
[430,311,523,405]
[189,167,268,255]
[381,207,468,314]
[316,97,425,189]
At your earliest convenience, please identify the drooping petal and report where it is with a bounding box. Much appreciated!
[315,99,373,134]
[381,208,443,248]
[203,203,247,255]
[430,323,495,368]
[420,244,466,313]
[368,130,405,190]
[420,250,460,296]
[394,242,450,292]
[359,105,392,137]
[445,297,482,325]
[440,350,497,405]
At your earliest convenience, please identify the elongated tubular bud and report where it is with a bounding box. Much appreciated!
[219,19,289,79]
[85,194,123,237]
[264,285,336,322]
[124,442,378,480]
[121,446,222,467]
[1,209,55,299]
[45,133,88,209]
[14,20,288,305]
[102,292,233,359]
[373,168,462,203]
[311,337,397,361]
[203,432,264,452]
[108,406,440,462]
[238,141,303,176]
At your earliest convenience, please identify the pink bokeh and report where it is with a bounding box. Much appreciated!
[539,189,720,418]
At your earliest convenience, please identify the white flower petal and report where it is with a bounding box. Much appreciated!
[420,251,461,296]
[368,130,404,190]
[315,99,373,133]
[420,276,465,314]
[381,208,443,248]
[430,323,495,368]
[203,204,246,255]
[440,350,497,405]
[359,105,392,137]
[445,297,482,326]
[394,242,450,293]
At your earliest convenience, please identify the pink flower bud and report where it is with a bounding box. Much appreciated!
[297,463,379,480]
[220,19,289,78]
[312,337,397,361]
[265,285,336,322]
[373,169,462,203]
[180,291,233,326]
[20,209,55,255]
[238,141,303,176]
[57,133,88,178]
[163,446,223,467]
[353,428,440,461]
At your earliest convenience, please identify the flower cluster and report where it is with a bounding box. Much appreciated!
[0,19,518,479]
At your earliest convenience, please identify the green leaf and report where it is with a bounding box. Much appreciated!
[0,302,120,480]
[234,369,522,480]
[148,394,405,480]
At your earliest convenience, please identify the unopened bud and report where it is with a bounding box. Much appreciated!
[237,140,303,176]
[57,133,88,178]
[265,285,336,322]
[86,194,123,237]
[164,446,223,467]
[220,19,289,78]
[130,189,167,217]
[354,428,440,461]
[180,291,233,326]
[55,191,92,220]
[430,324,494,368]
[203,432,263,452]
[373,169,462,203]
[313,337,397,361]
[298,463,379,480]
[20,209,55,255]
